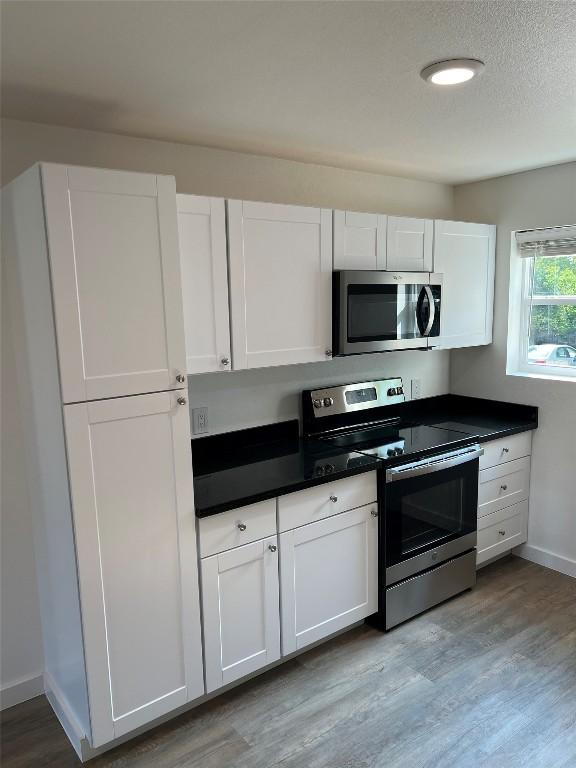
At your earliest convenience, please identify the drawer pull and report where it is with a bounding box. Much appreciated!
[498,529,506,536]
[237,523,247,532]
[500,484,508,491]
[370,509,378,517]
[502,447,510,454]
[330,495,338,503]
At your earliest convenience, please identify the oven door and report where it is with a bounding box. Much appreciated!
[333,271,442,355]
[384,445,481,585]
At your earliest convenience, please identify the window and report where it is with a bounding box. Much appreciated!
[510,225,576,380]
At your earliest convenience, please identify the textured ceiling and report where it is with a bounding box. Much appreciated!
[1,0,576,183]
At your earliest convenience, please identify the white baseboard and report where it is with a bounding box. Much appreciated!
[0,673,44,710]
[515,543,576,578]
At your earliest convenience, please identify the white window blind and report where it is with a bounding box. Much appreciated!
[516,224,576,258]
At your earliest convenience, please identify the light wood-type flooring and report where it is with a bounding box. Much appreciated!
[2,556,575,768]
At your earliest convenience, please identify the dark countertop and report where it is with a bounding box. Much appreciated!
[193,421,379,517]
[193,394,538,517]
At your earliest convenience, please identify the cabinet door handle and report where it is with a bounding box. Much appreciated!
[221,357,230,367]
[325,349,332,358]
[370,509,378,517]
[500,484,508,491]
[330,495,338,503]
[176,374,186,383]
[177,396,187,406]
[268,544,277,553]
[237,523,247,531]
[498,530,506,536]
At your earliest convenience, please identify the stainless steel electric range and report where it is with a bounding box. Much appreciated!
[302,377,482,630]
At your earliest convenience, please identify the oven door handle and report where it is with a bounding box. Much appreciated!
[385,445,483,483]
[416,285,435,337]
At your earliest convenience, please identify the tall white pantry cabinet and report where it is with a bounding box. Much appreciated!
[3,164,204,757]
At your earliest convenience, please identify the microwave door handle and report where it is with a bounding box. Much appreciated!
[416,285,435,337]
[386,446,484,483]
[416,286,427,336]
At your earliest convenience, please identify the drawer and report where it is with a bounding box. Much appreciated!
[478,456,530,517]
[479,432,532,470]
[278,471,377,533]
[477,501,528,566]
[386,551,477,630]
[198,499,277,558]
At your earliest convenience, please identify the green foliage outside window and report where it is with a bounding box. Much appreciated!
[529,255,576,346]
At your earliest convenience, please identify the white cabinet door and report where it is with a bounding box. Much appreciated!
[386,216,433,272]
[42,164,186,403]
[333,210,387,270]
[228,200,332,369]
[63,391,204,746]
[201,537,280,693]
[433,220,496,349]
[280,504,378,655]
[177,194,231,374]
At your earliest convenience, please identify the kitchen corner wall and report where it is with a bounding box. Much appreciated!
[452,161,576,578]
[0,117,453,706]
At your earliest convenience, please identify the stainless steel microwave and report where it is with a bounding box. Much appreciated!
[332,271,442,356]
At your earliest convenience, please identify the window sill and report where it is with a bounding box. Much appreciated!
[507,369,576,383]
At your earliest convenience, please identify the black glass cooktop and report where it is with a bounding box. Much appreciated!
[317,424,472,462]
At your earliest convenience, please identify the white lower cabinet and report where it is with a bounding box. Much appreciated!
[477,501,528,566]
[279,504,378,655]
[201,536,281,693]
[64,391,204,746]
[476,432,532,567]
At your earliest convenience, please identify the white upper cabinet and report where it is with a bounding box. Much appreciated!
[201,537,281,693]
[386,216,433,272]
[280,504,378,655]
[433,220,496,349]
[227,201,332,369]
[333,210,387,270]
[63,391,204,746]
[41,164,186,403]
[177,194,231,374]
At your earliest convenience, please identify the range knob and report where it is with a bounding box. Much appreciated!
[387,448,395,457]
[395,447,404,456]
[313,399,323,409]
[387,387,397,396]
[323,397,334,407]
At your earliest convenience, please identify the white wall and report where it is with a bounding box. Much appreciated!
[1,271,45,707]
[188,351,449,436]
[0,117,454,705]
[1,118,453,217]
[452,161,576,577]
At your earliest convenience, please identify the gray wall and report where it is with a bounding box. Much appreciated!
[452,161,576,576]
[0,117,453,704]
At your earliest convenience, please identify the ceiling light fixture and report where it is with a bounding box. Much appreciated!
[420,59,485,86]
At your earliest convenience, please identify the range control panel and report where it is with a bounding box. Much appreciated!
[308,377,405,418]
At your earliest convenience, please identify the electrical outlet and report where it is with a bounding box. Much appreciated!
[192,407,209,435]
[411,378,422,400]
